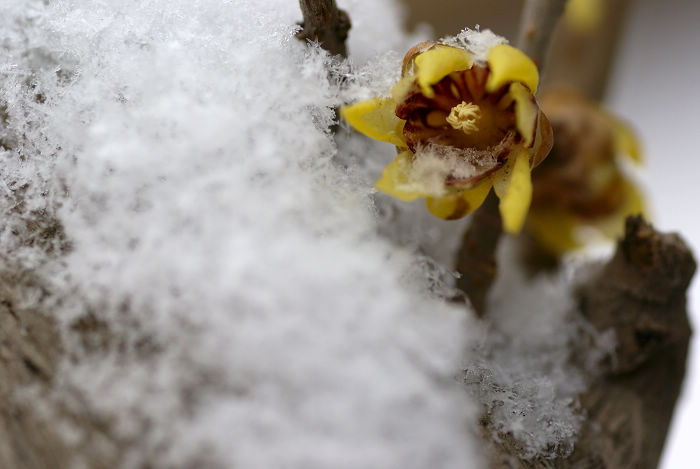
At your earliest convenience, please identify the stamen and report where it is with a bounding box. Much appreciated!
[447,101,481,134]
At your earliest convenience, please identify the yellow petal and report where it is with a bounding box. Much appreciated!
[565,0,603,34]
[375,151,423,201]
[595,178,647,239]
[391,76,416,103]
[485,44,539,93]
[530,109,553,168]
[414,47,472,98]
[509,82,538,147]
[527,210,581,255]
[607,113,643,163]
[425,179,491,220]
[341,98,407,148]
[491,150,533,234]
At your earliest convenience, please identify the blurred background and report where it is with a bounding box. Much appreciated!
[398,0,700,467]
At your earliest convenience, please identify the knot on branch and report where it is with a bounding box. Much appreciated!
[579,215,695,374]
[296,0,351,57]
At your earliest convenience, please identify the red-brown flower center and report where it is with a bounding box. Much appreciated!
[396,66,517,155]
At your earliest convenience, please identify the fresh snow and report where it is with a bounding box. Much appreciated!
[1,1,595,467]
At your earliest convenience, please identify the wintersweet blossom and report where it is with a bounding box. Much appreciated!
[564,0,604,33]
[527,88,645,254]
[342,31,552,233]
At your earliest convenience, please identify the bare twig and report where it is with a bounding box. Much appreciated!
[454,0,566,314]
[296,0,351,57]
[572,216,694,469]
[517,0,569,69]
[544,0,633,100]
[482,216,695,468]
[454,193,501,314]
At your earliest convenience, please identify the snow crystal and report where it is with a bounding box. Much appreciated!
[440,28,509,64]
[465,240,614,460]
[1,1,595,467]
[2,1,482,468]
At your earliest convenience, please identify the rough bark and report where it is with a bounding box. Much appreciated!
[453,0,566,313]
[296,0,351,57]
[0,209,693,469]
[0,269,122,469]
[454,192,501,314]
[482,216,695,468]
[517,0,568,69]
[543,0,633,100]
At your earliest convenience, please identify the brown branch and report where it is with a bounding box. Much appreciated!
[454,0,566,314]
[543,0,633,100]
[570,216,694,469]
[482,216,695,468]
[454,193,501,314]
[0,269,122,469]
[516,0,569,69]
[296,0,351,57]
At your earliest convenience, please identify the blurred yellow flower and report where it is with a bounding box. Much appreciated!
[565,0,604,33]
[341,36,552,234]
[527,89,645,254]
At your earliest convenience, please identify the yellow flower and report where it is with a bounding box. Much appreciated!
[341,34,552,234]
[564,0,604,34]
[527,88,645,254]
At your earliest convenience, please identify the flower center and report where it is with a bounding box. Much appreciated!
[446,101,481,134]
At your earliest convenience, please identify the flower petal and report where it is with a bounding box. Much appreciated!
[565,0,603,33]
[375,151,424,201]
[491,149,532,234]
[414,46,472,98]
[607,113,643,163]
[509,82,538,147]
[528,178,647,254]
[391,76,415,103]
[527,210,581,254]
[425,179,491,220]
[485,44,539,93]
[530,109,553,168]
[341,98,407,147]
[595,178,647,239]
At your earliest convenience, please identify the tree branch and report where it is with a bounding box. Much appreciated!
[543,0,633,100]
[454,0,566,314]
[454,193,501,314]
[482,216,695,468]
[296,0,351,57]
[516,0,569,69]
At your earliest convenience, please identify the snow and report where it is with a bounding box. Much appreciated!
[440,28,508,63]
[1,1,596,467]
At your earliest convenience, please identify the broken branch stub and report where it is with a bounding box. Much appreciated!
[297,0,351,57]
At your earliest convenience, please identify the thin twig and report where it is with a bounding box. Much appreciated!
[454,193,501,314]
[297,0,351,57]
[454,0,566,315]
[517,0,569,69]
[543,0,633,100]
[482,217,695,468]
